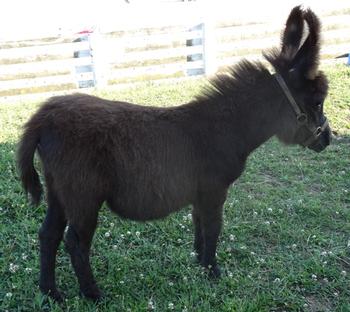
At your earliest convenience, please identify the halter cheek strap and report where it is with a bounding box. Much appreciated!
[274,72,328,147]
[274,73,307,124]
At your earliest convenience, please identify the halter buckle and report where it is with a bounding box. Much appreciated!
[314,127,322,137]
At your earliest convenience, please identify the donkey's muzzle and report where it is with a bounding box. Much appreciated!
[307,125,331,152]
[301,117,330,151]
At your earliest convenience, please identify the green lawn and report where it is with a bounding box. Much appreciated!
[0,64,349,312]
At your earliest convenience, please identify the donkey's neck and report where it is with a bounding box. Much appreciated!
[188,61,284,164]
[230,73,283,156]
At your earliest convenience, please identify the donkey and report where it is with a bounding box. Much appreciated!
[18,7,331,301]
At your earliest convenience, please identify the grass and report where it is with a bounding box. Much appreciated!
[112,57,186,70]
[108,71,185,85]
[0,55,69,66]
[0,37,73,49]
[0,84,76,98]
[0,64,349,312]
[0,71,70,82]
[108,26,184,39]
[324,8,350,16]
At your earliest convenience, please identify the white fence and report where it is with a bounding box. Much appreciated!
[0,1,349,101]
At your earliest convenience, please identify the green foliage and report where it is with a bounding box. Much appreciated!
[0,65,349,311]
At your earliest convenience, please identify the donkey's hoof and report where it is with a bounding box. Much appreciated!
[80,286,103,302]
[41,287,64,303]
[208,265,221,279]
[195,254,202,264]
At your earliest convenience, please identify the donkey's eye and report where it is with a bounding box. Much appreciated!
[315,103,322,112]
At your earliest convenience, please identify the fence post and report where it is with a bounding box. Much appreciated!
[89,29,108,88]
[73,31,94,88]
[186,23,205,76]
[186,15,216,77]
[202,14,216,76]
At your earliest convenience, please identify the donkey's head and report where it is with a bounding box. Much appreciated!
[265,6,331,152]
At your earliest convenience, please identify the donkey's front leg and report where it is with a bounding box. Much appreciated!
[192,207,203,263]
[195,190,226,278]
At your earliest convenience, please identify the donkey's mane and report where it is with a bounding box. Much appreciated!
[195,60,271,103]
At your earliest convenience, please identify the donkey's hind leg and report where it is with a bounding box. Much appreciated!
[39,186,67,302]
[65,203,101,301]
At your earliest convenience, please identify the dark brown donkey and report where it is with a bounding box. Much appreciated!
[18,7,331,301]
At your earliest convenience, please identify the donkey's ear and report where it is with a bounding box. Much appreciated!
[290,8,321,79]
[263,6,304,71]
[281,6,304,61]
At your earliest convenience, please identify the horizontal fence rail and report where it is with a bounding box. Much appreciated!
[0,2,349,101]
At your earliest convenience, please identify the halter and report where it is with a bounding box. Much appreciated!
[274,73,329,147]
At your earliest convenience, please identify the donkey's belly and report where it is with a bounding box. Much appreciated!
[107,196,186,221]
[107,163,195,221]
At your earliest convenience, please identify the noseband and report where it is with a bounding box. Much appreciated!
[274,73,329,147]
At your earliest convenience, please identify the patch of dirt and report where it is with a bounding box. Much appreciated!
[305,295,333,312]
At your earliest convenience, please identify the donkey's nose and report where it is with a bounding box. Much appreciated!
[324,129,331,146]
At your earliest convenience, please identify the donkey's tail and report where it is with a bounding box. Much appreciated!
[17,123,42,206]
